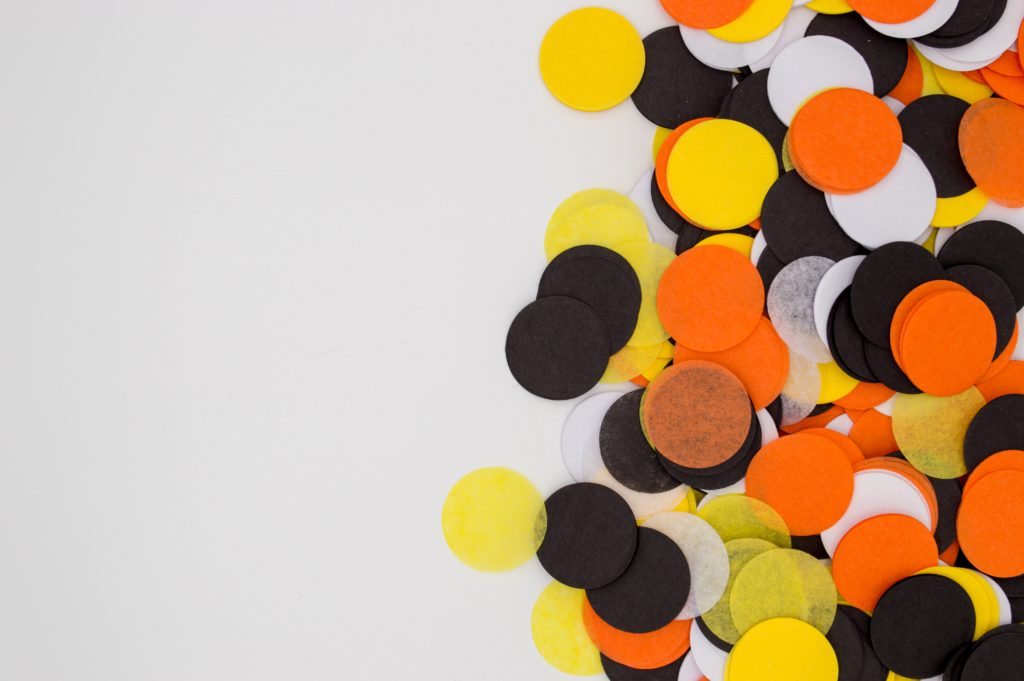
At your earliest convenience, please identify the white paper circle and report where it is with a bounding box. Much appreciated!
[678,652,705,681]
[561,391,625,482]
[825,412,855,435]
[813,255,866,347]
[750,229,768,266]
[680,22,785,70]
[781,349,822,426]
[914,0,1024,66]
[689,619,729,681]
[645,512,730,618]
[767,36,873,125]
[631,169,677,251]
[749,6,818,72]
[820,468,933,556]
[829,145,937,250]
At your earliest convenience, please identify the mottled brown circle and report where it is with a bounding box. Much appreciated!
[643,360,751,469]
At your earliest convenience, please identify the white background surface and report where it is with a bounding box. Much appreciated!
[0,1,676,679]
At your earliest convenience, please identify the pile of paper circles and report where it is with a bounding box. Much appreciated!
[444,2,1024,680]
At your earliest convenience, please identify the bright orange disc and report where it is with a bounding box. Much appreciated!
[643,361,753,469]
[976,322,1018,385]
[789,88,903,194]
[582,597,691,669]
[959,98,1024,208]
[656,245,765,352]
[800,427,865,465]
[847,0,936,24]
[979,69,1024,106]
[834,382,895,411]
[977,360,1024,401]
[899,290,996,397]
[889,280,968,367]
[957,469,1024,578]
[832,514,939,613]
[745,432,855,535]
[963,450,1024,498]
[848,410,898,458]
[888,44,924,106]
[673,317,788,410]
[659,0,754,29]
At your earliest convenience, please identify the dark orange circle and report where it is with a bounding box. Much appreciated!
[899,290,996,397]
[832,514,939,613]
[745,432,855,535]
[659,0,754,29]
[643,360,752,469]
[963,450,1024,498]
[960,98,1024,208]
[656,245,765,352]
[582,597,691,669]
[957,469,1024,578]
[789,88,903,194]
[673,317,788,410]
[847,0,937,24]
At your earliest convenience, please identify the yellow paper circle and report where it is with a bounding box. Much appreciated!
[539,8,645,112]
[442,467,546,572]
[531,580,603,675]
[544,189,649,261]
[727,617,839,681]
[730,548,838,636]
[818,361,859,403]
[698,494,792,547]
[667,119,779,230]
[892,388,986,479]
[932,187,988,228]
[703,538,778,644]
[708,0,792,42]
[933,64,994,104]
[612,241,675,346]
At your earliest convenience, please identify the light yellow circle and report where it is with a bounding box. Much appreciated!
[531,580,603,676]
[933,64,994,104]
[602,342,662,383]
[913,46,945,97]
[441,467,546,572]
[667,119,779,230]
[695,233,756,258]
[818,361,859,403]
[708,0,792,42]
[932,187,989,228]
[612,241,675,346]
[653,126,673,164]
[727,617,839,681]
[640,352,673,383]
[892,388,986,479]
[916,567,997,640]
[539,8,645,112]
[544,189,649,261]
[704,538,778,644]
[730,549,838,636]
[806,0,855,14]
[698,494,792,547]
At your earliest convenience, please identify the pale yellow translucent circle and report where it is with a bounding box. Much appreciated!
[531,580,603,676]
[611,241,676,346]
[703,537,778,644]
[730,548,838,636]
[441,467,546,572]
[602,342,663,383]
[544,189,649,261]
[698,494,792,547]
[892,388,986,479]
[539,8,645,112]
